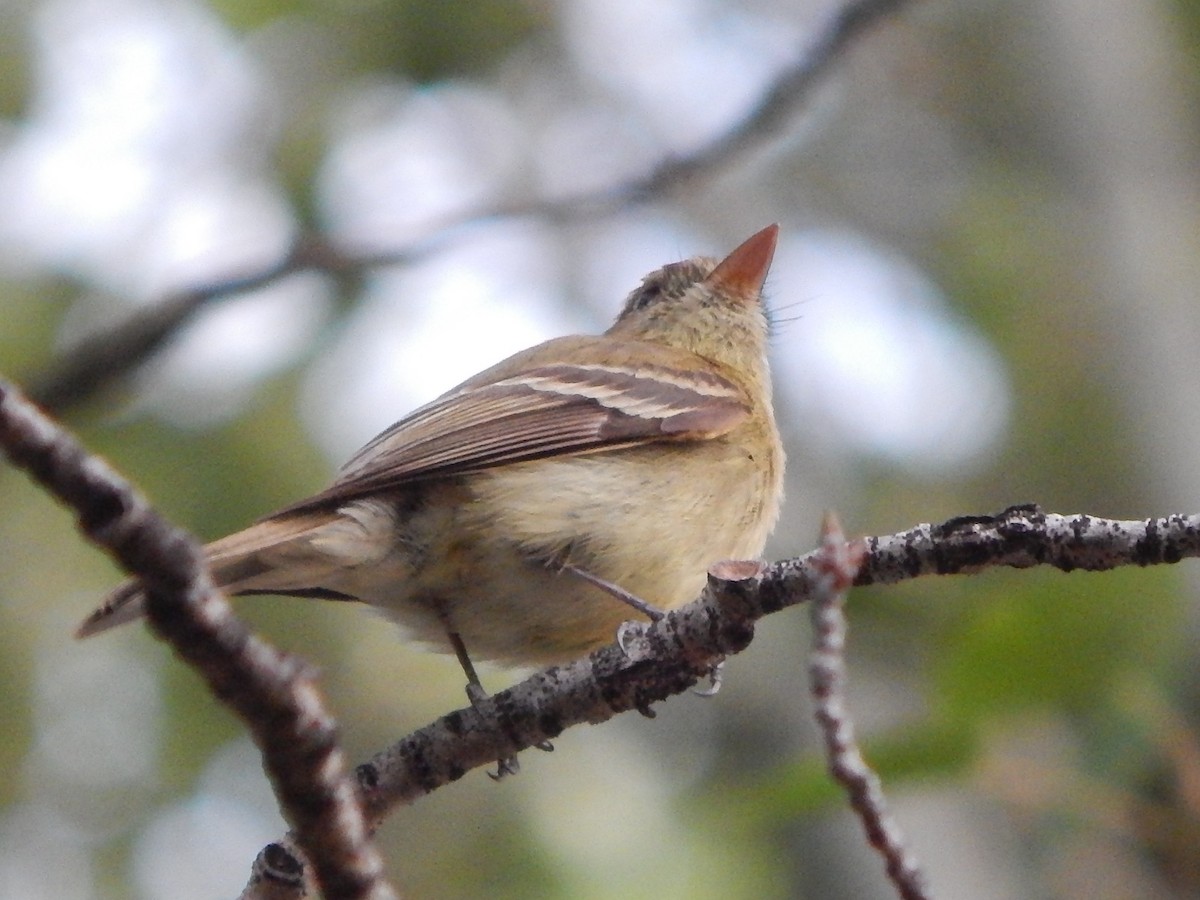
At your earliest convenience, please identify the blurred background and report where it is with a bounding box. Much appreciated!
[1,0,1199,896]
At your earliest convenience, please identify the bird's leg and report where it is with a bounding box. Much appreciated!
[445,629,520,778]
[446,630,488,707]
[560,562,666,657]
[560,562,665,621]
[445,629,549,778]
[561,561,724,697]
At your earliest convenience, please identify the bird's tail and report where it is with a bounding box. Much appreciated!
[75,511,345,639]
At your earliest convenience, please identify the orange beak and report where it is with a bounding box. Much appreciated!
[706,224,779,302]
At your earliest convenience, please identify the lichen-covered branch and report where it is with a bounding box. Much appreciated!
[338,504,1200,817]
[0,377,397,900]
[4,368,1198,897]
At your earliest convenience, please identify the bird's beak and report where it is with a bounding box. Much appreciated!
[705,224,779,301]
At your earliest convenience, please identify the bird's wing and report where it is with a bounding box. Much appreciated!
[275,337,750,515]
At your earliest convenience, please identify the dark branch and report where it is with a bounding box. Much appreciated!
[237,505,1197,898]
[5,367,1199,896]
[244,504,1200,895]
[0,376,397,900]
[339,505,1200,820]
[26,238,352,412]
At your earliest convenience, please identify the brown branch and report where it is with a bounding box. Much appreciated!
[243,504,1200,894]
[353,505,1200,813]
[4,361,1199,894]
[25,237,353,412]
[0,376,398,900]
[849,504,1200,583]
[26,0,913,414]
[808,513,929,900]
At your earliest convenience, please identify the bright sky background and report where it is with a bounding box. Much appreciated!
[0,0,1009,476]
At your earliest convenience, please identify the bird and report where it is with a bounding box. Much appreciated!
[77,225,785,693]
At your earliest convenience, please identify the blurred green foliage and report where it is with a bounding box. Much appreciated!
[1,0,1199,897]
[212,0,542,82]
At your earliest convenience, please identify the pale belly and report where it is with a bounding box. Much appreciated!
[316,436,781,667]
[412,442,779,665]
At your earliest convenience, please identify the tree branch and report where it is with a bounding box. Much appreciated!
[237,505,1199,895]
[809,513,929,900]
[337,504,1200,826]
[0,376,398,900]
[4,366,1198,896]
[26,0,913,414]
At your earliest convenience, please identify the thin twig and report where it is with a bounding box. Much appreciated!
[808,512,929,900]
[26,0,913,413]
[0,376,398,900]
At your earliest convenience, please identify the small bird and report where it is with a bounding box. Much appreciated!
[78,225,785,690]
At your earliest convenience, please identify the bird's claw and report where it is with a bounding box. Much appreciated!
[693,661,725,697]
[488,756,520,780]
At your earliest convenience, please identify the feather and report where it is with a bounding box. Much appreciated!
[274,339,751,516]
